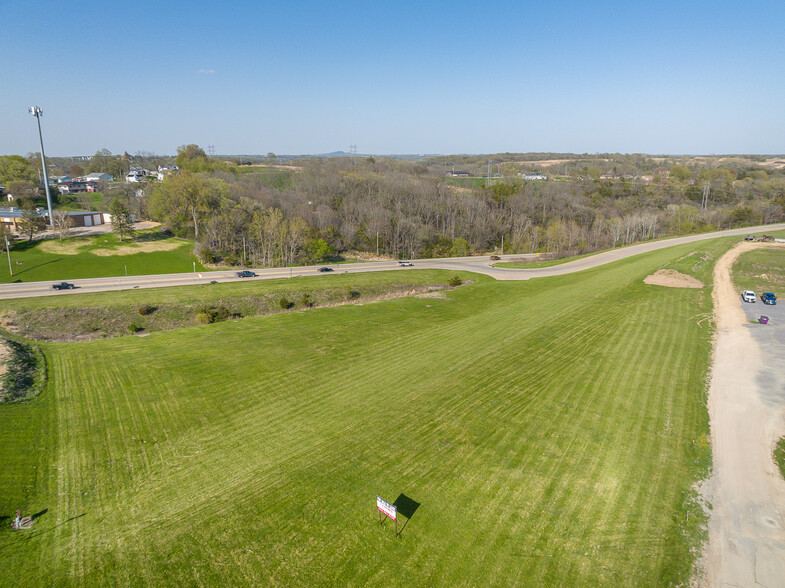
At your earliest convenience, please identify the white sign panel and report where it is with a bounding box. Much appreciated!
[376,495,397,521]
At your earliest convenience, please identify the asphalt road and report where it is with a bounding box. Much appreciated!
[1,223,784,300]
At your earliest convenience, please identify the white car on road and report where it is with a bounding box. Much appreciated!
[742,290,756,303]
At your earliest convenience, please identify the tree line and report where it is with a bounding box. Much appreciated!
[142,151,785,267]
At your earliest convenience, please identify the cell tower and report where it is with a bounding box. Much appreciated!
[349,144,358,166]
[207,145,215,157]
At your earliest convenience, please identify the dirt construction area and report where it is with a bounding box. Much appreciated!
[702,242,785,586]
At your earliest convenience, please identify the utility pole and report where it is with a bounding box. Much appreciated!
[207,145,215,157]
[701,181,710,209]
[487,161,492,187]
[5,235,12,277]
[349,144,357,166]
[28,107,54,227]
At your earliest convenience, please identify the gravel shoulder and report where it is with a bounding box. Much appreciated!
[702,242,785,586]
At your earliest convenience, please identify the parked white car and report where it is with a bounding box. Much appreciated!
[742,290,756,303]
[398,260,413,266]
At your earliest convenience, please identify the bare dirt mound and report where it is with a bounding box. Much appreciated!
[643,269,704,288]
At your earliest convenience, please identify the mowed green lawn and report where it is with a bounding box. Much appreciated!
[0,241,724,586]
[0,232,204,283]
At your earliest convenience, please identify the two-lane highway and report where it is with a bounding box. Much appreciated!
[1,223,783,300]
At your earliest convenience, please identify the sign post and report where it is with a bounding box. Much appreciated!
[376,495,398,538]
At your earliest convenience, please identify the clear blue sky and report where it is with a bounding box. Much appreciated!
[2,0,784,156]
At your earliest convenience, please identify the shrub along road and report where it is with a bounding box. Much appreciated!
[1,223,784,300]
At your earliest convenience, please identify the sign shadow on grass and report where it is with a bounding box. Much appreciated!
[393,494,420,536]
[12,258,63,277]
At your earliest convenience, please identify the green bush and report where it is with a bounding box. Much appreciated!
[223,252,238,266]
[199,247,216,264]
[127,322,144,333]
[278,296,294,310]
[448,275,463,287]
[194,304,231,324]
[194,312,211,324]
[137,304,156,316]
[345,287,361,300]
[299,293,313,307]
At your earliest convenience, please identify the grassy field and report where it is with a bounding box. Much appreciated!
[731,246,785,294]
[1,231,204,283]
[0,241,726,586]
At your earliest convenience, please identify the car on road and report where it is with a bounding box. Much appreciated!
[744,235,755,241]
[236,270,256,278]
[742,290,756,303]
[490,255,501,260]
[52,282,75,290]
[398,260,413,266]
[762,292,777,305]
[318,267,333,272]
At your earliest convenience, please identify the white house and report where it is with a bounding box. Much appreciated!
[125,171,144,183]
[157,165,178,181]
[84,172,113,182]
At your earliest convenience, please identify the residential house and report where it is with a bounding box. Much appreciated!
[84,172,113,182]
[0,208,112,230]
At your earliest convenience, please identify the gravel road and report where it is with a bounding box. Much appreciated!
[702,242,785,587]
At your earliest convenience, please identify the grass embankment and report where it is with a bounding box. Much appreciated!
[0,271,461,340]
[0,242,722,586]
[495,251,603,269]
[1,231,204,283]
[731,246,785,294]
[0,336,46,403]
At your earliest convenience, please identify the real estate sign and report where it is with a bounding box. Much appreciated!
[376,495,397,521]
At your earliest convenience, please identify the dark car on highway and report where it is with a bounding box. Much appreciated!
[318,267,333,272]
[236,270,256,278]
[52,282,75,290]
[762,292,777,305]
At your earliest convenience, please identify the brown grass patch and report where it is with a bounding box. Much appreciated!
[644,269,704,289]
[416,291,448,299]
[91,241,184,256]
[38,239,88,255]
